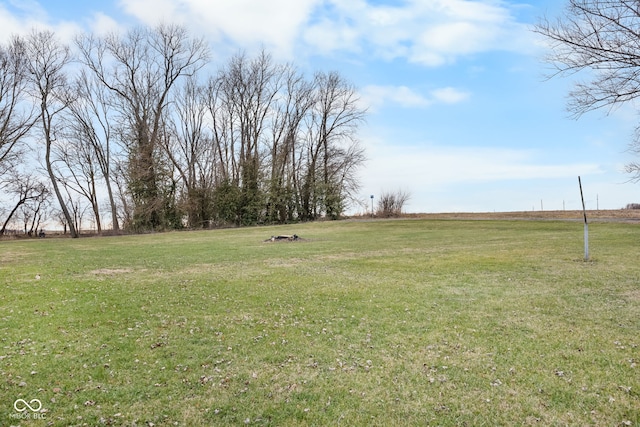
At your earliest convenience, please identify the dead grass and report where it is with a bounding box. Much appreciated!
[624,289,640,302]
[89,268,135,275]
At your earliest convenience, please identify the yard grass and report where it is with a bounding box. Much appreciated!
[1,219,639,426]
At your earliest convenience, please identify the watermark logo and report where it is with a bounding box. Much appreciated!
[10,399,46,420]
[14,399,42,413]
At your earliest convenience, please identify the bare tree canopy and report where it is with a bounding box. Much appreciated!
[23,29,79,237]
[534,0,640,181]
[0,24,368,235]
[64,70,120,231]
[75,23,211,231]
[0,38,34,181]
[535,1,640,115]
[0,171,48,235]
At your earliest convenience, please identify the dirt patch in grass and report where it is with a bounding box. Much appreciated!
[624,289,640,302]
[0,251,33,263]
[176,263,232,275]
[264,258,306,268]
[89,268,135,275]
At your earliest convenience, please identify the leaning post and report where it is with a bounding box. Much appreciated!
[578,176,589,261]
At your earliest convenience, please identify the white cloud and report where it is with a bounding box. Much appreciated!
[112,0,533,66]
[360,85,469,111]
[303,18,361,56]
[87,12,123,36]
[361,85,431,111]
[0,4,26,39]
[430,87,470,104]
[0,0,536,67]
[302,0,534,66]
[416,21,497,64]
[0,1,51,39]
[118,0,321,59]
[116,0,178,26]
[8,0,47,20]
[0,1,82,42]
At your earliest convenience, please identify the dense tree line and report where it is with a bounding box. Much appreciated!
[0,25,366,235]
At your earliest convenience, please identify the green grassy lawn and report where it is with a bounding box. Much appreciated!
[1,219,639,426]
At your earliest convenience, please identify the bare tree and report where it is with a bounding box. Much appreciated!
[64,69,120,231]
[54,128,103,233]
[19,188,50,236]
[53,207,68,235]
[204,74,241,225]
[0,172,48,235]
[112,158,133,229]
[219,50,283,225]
[534,0,640,180]
[23,30,78,237]
[205,75,234,185]
[376,189,411,217]
[66,194,89,235]
[266,64,315,223]
[0,38,35,184]
[299,71,366,220]
[163,75,216,228]
[203,53,366,224]
[76,24,209,231]
[201,51,284,225]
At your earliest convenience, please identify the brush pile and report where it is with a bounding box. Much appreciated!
[265,234,300,242]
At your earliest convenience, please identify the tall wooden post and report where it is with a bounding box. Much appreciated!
[578,176,589,261]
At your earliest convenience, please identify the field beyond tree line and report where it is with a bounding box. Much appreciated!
[401,209,640,222]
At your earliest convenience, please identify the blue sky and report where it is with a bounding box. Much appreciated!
[2,0,638,213]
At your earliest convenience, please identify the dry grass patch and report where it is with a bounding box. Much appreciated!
[89,268,135,275]
[624,289,640,302]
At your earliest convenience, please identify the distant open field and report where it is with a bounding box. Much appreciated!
[1,218,639,426]
[400,209,640,223]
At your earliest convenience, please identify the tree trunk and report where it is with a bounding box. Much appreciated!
[46,139,78,237]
